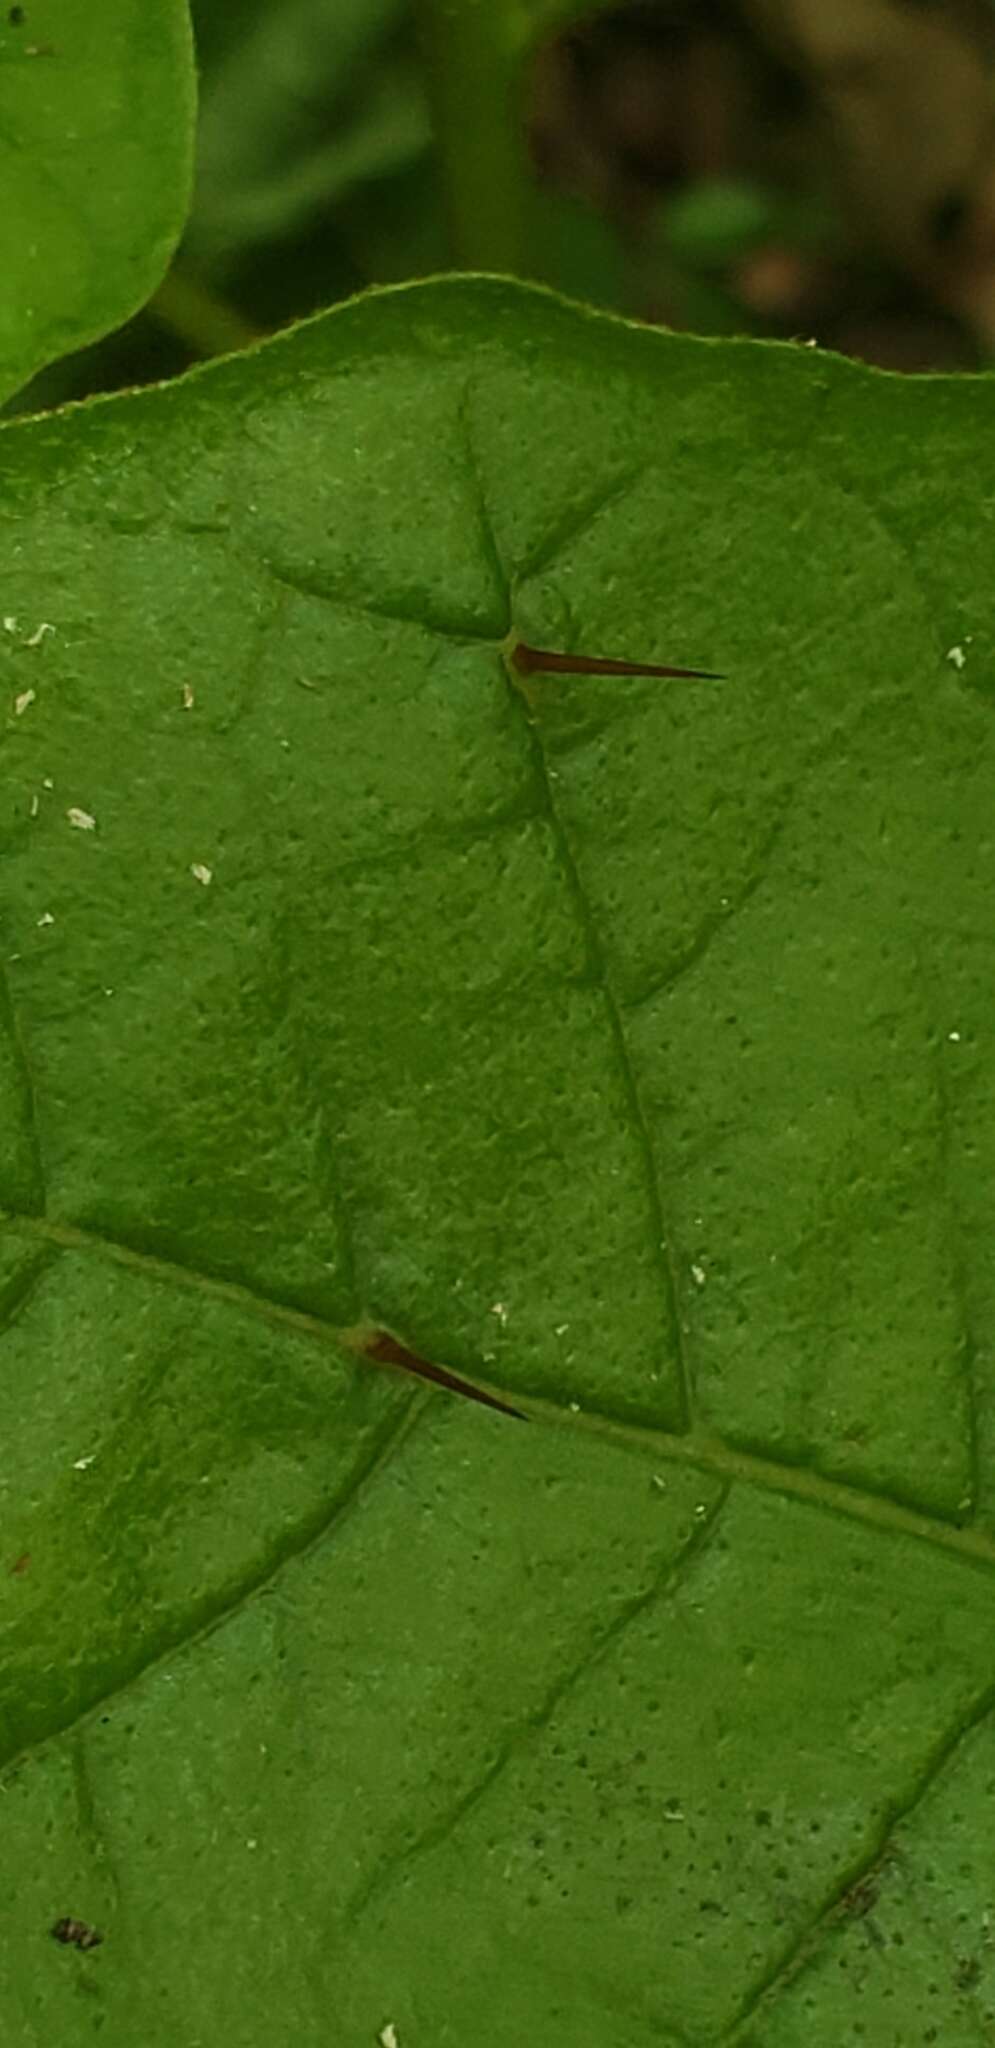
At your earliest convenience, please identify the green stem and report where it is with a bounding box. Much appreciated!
[413,0,533,274]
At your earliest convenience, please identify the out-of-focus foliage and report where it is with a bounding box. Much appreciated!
[188,0,429,271]
[0,0,193,404]
[9,0,995,421]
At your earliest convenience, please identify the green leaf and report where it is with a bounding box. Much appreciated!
[656,180,842,275]
[187,0,424,268]
[1,278,994,2043]
[660,180,782,269]
[0,0,195,404]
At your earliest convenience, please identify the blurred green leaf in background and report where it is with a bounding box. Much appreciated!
[188,0,430,279]
[0,0,194,404]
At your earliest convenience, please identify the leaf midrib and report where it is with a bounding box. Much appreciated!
[4,1206,993,1576]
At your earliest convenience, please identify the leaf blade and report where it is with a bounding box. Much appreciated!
[1,277,994,2043]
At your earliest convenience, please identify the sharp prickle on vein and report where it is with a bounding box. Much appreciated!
[510,641,723,680]
[357,1329,526,1421]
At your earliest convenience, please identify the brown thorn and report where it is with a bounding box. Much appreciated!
[510,641,723,681]
[361,1330,526,1421]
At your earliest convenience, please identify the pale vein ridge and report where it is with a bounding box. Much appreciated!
[921,966,981,1518]
[70,1729,121,1913]
[266,910,359,1312]
[722,1675,995,2041]
[455,420,696,1429]
[0,949,46,1213]
[512,708,695,1429]
[452,412,694,1424]
[0,1241,55,1335]
[455,381,513,634]
[517,460,648,583]
[0,1397,424,1782]
[3,1211,995,1572]
[623,808,787,1017]
[344,1485,730,1929]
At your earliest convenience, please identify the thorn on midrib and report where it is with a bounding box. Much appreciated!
[357,1328,527,1421]
[510,641,723,681]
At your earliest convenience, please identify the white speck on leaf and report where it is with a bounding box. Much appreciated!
[489,1302,508,1323]
[947,645,966,669]
[948,1030,961,1042]
[42,776,53,789]
[554,1323,570,1336]
[29,794,39,818]
[3,615,17,633]
[182,683,195,710]
[569,1401,581,1414]
[36,912,54,927]
[379,2026,399,2048]
[67,807,96,832]
[691,1263,706,1287]
[14,688,35,716]
[191,863,213,887]
[73,1454,95,1471]
[25,621,55,648]
[651,1475,667,1493]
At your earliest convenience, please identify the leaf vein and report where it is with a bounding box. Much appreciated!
[4,1212,995,1570]
[343,1484,730,1929]
[623,807,787,1016]
[0,948,46,1213]
[920,972,982,1518]
[0,1397,423,1780]
[517,461,649,583]
[722,1677,995,2041]
[510,706,695,1428]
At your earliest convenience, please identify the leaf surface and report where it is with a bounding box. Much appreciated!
[0,0,194,403]
[1,279,994,2044]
